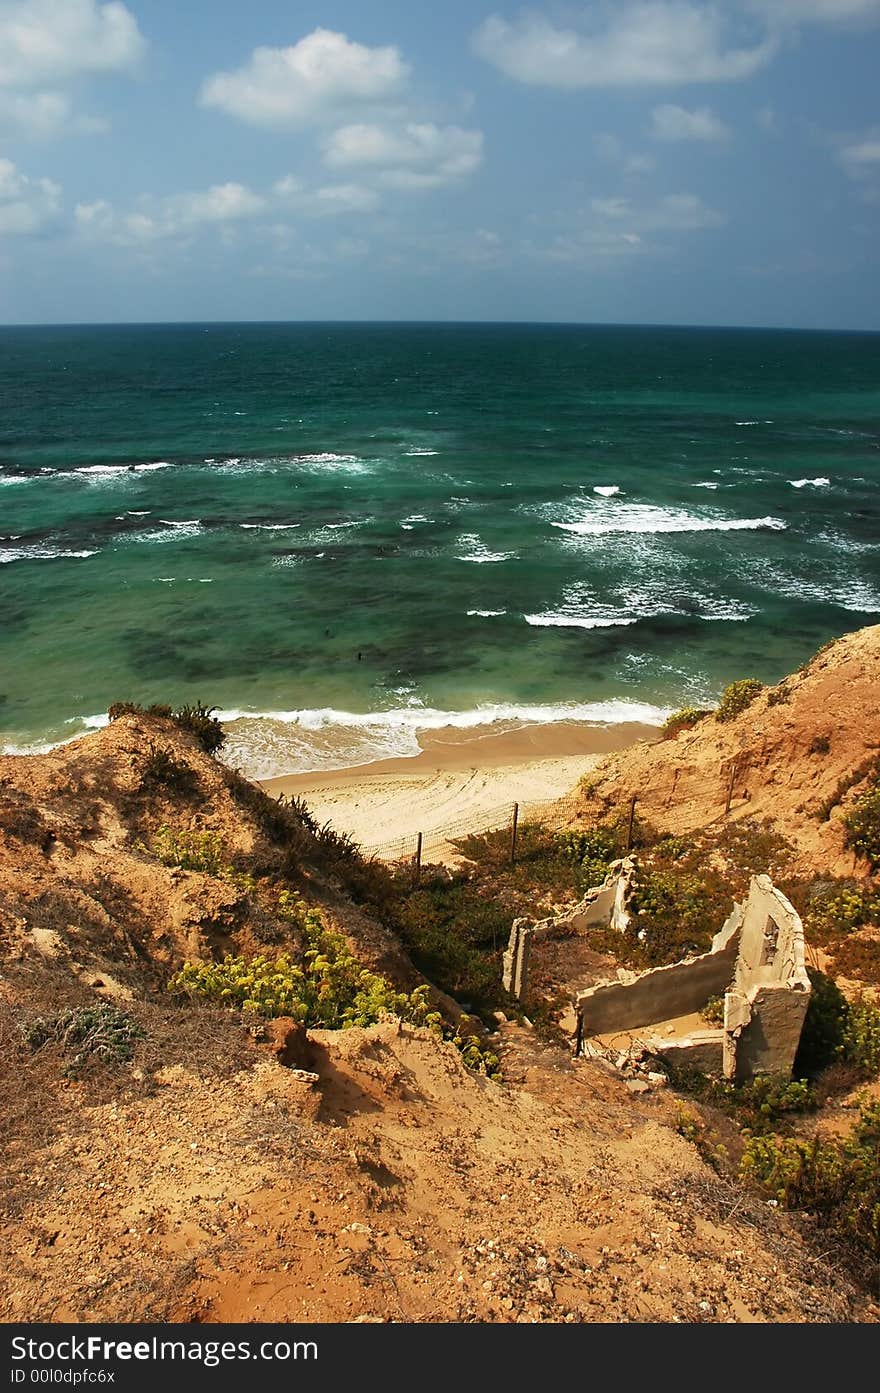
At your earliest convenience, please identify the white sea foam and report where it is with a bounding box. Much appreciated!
[692,481,719,489]
[0,474,30,485]
[0,545,97,564]
[551,503,785,536]
[240,522,301,531]
[593,485,620,497]
[789,477,831,489]
[525,612,639,629]
[455,533,515,563]
[404,449,439,456]
[159,519,202,528]
[217,698,671,778]
[466,609,506,617]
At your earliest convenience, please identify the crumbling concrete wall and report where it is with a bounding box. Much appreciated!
[575,876,811,1083]
[575,921,740,1034]
[502,858,637,1001]
[722,876,811,1083]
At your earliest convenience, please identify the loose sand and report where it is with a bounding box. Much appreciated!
[260,719,659,857]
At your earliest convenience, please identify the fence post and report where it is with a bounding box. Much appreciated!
[413,831,422,886]
[626,794,637,851]
[724,760,737,816]
[510,802,519,865]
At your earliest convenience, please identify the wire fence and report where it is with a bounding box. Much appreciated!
[297,746,750,871]
[304,788,629,868]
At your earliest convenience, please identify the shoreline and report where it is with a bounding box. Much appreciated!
[259,718,659,856]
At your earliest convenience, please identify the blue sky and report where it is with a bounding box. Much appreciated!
[1,0,879,327]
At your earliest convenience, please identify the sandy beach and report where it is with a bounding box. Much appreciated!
[260,719,658,859]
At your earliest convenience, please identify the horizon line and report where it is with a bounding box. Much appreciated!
[1,316,878,334]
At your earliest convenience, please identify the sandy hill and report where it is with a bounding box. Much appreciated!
[0,652,878,1324]
[571,623,880,878]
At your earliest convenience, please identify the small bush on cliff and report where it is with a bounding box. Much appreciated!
[629,867,718,964]
[557,826,621,889]
[170,893,440,1030]
[171,702,226,755]
[661,706,709,739]
[741,1101,880,1267]
[802,881,879,946]
[169,893,501,1077]
[24,1004,143,1073]
[153,826,228,876]
[844,783,880,869]
[109,701,173,720]
[793,970,880,1079]
[715,678,764,723]
[140,742,199,796]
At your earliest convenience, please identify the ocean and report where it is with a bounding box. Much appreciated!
[1,321,878,777]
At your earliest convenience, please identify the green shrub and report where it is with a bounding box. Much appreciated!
[108,701,172,721]
[793,971,880,1080]
[793,969,850,1077]
[169,894,501,1078]
[741,1101,880,1264]
[815,756,880,822]
[661,706,708,739]
[700,994,725,1026]
[140,742,199,796]
[153,826,228,876]
[715,678,764,723]
[170,893,440,1030]
[630,867,717,964]
[802,882,879,946]
[24,1004,143,1073]
[556,826,621,889]
[841,998,880,1077]
[765,684,791,707]
[844,785,880,869]
[668,1065,816,1133]
[172,702,226,755]
[390,879,509,1011]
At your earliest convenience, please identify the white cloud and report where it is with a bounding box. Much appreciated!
[536,188,725,262]
[200,28,409,129]
[0,0,144,87]
[840,137,880,171]
[77,174,381,246]
[0,155,60,233]
[312,183,380,215]
[643,192,726,228]
[0,0,144,136]
[323,121,484,189]
[471,5,776,87]
[838,132,880,189]
[75,182,267,244]
[651,103,729,140]
[592,190,724,228]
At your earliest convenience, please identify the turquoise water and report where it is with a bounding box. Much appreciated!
[1,322,878,775]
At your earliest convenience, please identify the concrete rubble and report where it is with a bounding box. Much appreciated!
[504,861,812,1085]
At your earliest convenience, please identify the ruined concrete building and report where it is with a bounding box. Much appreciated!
[503,864,811,1083]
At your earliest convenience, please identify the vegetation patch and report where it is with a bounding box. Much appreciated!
[139,742,200,796]
[715,678,764,723]
[170,893,500,1077]
[741,1101,880,1268]
[844,782,880,869]
[23,1004,144,1074]
[108,699,226,755]
[661,706,710,739]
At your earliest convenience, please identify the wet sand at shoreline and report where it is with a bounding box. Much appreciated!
[259,719,658,856]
